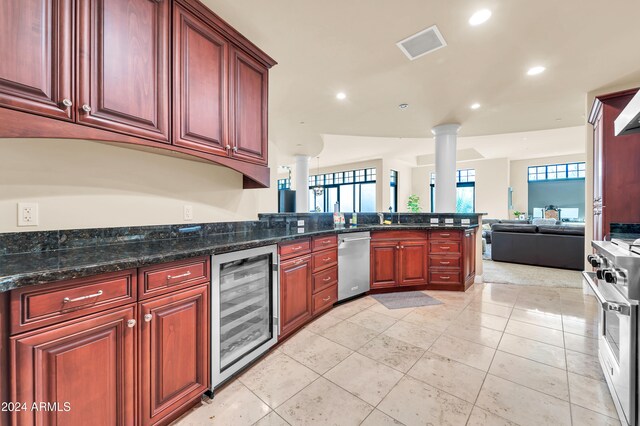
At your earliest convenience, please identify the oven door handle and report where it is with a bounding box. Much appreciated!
[582,271,631,316]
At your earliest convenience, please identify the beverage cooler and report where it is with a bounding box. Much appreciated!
[211,245,279,388]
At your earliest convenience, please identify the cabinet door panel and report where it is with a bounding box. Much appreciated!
[11,306,135,426]
[230,48,268,165]
[370,242,398,288]
[280,256,312,336]
[77,0,169,141]
[140,285,209,426]
[399,240,428,286]
[173,4,228,155]
[0,0,73,120]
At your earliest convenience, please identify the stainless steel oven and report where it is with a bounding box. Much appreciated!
[585,240,640,426]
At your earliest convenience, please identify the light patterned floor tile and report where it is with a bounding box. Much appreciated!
[571,404,621,426]
[564,332,599,356]
[324,352,403,405]
[466,406,518,426]
[498,333,566,369]
[429,334,495,371]
[252,411,290,426]
[275,377,373,426]
[568,372,619,419]
[360,409,404,425]
[304,312,342,334]
[407,351,486,403]
[174,380,269,426]
[280,329,352,374]
[378,376,473,426]
[239,352,319,408]
[457,309,508,331]
[357,334,425,373]
[489,351,569,401]
[401,310,454,332]
[366,302,416,319]
[466,300,513,318]
[382,320,440,350]
[444,322,503,348]
[509,308,563,330]
[476,374,571,426]
[566,349,605,381]
[346,308,397,332]
[563,317,599,339]
[505,319,565,347]
[319,320,379,350]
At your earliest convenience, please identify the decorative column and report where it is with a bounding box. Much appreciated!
[432,123,461,213]
[295,155,310,212]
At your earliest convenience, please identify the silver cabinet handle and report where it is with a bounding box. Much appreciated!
[441,276,451,280]
[322,257,332,262]
[323,276,332,282]
[292,245,303,251]
[144,314,153,322]
[440,261,450,265]
[293,259,304,265]
[440,233,451,237]
[341,237,371,243]
[396,246,400,249]
[226,144,231,151]
[167,271,191,281]
[321,240,332,244]
[323,296,331,302]
[63,290,103,303]
[61,98,73,108]
[81,104,92,113]
[233,146,238,153]
[127,319,136,328]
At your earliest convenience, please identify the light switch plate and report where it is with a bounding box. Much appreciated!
[444,218,454,224]
[461,218,470,225]
[183,205,193,221]
[297,220,305,226]
[297,227,305,233]
[430,218,439,224]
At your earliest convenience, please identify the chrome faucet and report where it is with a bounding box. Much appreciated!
[377,212,384,225]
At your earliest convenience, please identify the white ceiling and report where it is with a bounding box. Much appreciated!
[202,0,640,160]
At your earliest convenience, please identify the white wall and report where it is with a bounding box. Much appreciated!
[0,139,278,233]
[411,158,510,218]
[509,153,587,218]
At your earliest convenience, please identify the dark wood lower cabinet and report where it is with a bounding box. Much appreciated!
[11,305,136,426]
[398,240,428,286]
[279,255,313,338]
[370,233,428,289]
[139,285,209,426]
[370,242,399,289]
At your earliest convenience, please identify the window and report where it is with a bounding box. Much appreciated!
[308,168,376,212]
[277,178,290,190]
[430,169,476,213]
[389,170,398,212]
[528,162,585,181]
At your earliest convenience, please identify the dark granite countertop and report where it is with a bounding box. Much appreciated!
[0,223,477,292]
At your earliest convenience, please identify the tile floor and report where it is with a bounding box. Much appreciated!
[173,283,620,426]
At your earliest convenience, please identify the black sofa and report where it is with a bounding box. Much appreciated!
[482,219,532,243]
[490,223,585,270]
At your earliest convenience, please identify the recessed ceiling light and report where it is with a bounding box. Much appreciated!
[527,66,546,76]
[470,103,481,110]
[336,92,347,100]
[398,103,409,109]
[469,9,492,26]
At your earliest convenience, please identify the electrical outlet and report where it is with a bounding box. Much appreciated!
[183,205,193,221]
[18,202,38,226]
[297,220,304,226]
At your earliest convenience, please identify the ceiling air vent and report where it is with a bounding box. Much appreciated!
[396,25,447,60]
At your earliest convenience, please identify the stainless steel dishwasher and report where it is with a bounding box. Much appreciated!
[338,231,371,301]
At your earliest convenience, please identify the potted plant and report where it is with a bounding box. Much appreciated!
[513,210,526,220]
[407,195,422,213]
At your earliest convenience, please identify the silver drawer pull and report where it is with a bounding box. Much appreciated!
[63,290,103,303]
[322,257,332,262]
[322,240,332,244]
[440,233,451,237]
[144,314,153,322]
[167,271,192,281]
[292,245,303,251]
[293,259,304,265]
[440,261,451,265]
[323,276,332,282]
[440,276,451,280]
[322,296,331,302]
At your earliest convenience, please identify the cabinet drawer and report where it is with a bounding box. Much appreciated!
[312,266,338,293]
[429,255,461,269]
[10,270,136,335]
[312,284,337,314]
[372,230,426,240]
[312,234,337,251]
[429,242,461,253]
[312,248,338,272]
[429,230,461,240]
[429,271,461,285]
[279,239,311,260]
[138,257,210,300]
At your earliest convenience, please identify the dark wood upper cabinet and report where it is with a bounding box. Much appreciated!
[173,3,228,155]
[76,0,170,142]
[230,47,269,165]
[0,0,74,120]
[11,306,136,426]
[139,284,209,426]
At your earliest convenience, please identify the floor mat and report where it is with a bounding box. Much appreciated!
[371,291,443,309]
